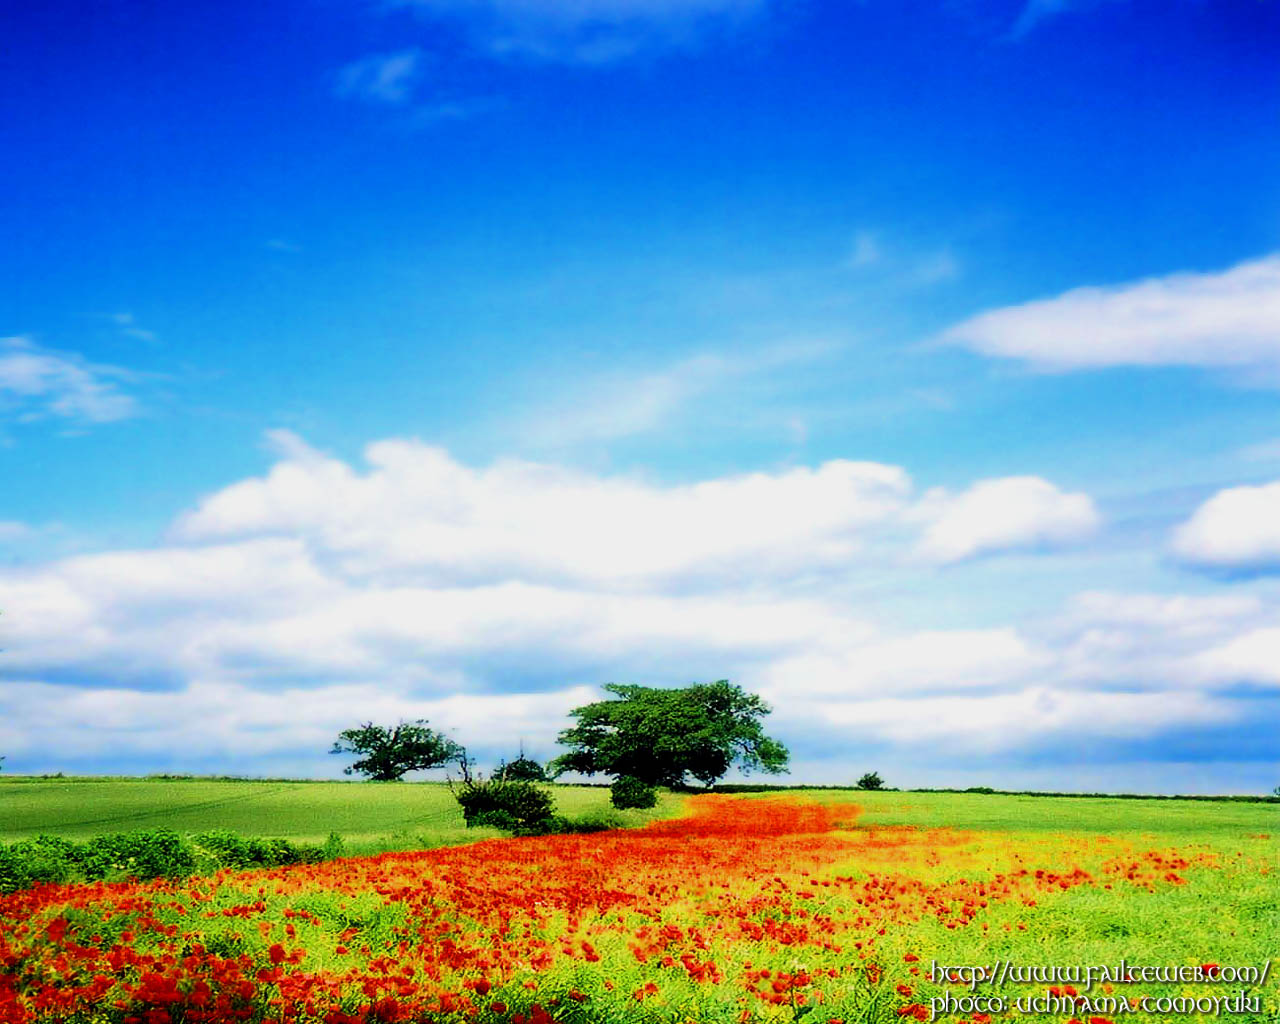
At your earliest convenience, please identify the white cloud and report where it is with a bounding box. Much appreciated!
[3,433,1271,778]
[0,336,139,424]
[1172,480,1280,572]
[759,628,1046,699]
[1196,628,1280,686]
[0,679,595,771]
[336,50,424,104]
[913,476,1100,564]
[171,434,913,588]
[783,686,1234,754]
[941,253,1280,374]
[1049,591,1267,688]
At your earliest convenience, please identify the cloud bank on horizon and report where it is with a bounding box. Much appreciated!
[2,0,1279,792]
[2,411,1278,789]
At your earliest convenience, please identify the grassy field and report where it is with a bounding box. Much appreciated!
[819,787,1278,838]
[0,776,684,855]
[4,775,1270,845]
[1,782,1275,1023]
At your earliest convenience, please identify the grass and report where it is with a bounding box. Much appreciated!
[0,776,685,855]
[0,784,1276,1022]
[3,788,1276,1023]
[819,787,1279,839]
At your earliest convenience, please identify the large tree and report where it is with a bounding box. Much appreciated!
[549,681,789,789]
[330,720,463,781]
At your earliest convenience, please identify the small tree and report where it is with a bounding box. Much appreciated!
[330,720,462,781]
[497,755,548,782]
[856,771,885,791]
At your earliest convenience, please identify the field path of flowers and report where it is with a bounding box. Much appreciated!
[1,794,1274,1024]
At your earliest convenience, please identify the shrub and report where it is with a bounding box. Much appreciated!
[191,831,326,869]
[321,832,346,860]
[563,811,623,833]
[0,827,337,894]
[856,771,885,791]
[190,829,253,868]
[455,779,556,834]
[80,829,195,881]
[610,775,658,809]
[0,835,79,889]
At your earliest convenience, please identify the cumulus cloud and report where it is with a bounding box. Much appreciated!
[2,433,1269,781]
[912,476,1100,564]
[1171,480,1280,573]
[171,434,914,588]
[941,253,1280,375]
[0,679,595,774]
[0,336,139,424]
[1196,628,1280,687]
[758,628,1046,699]
[336,50,424,104]
[1049,591,1268,689]
[781,687,1235,754]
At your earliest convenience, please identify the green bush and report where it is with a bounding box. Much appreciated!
[560,811,622,833]
[455,779,556,834]
[80,829,195,881]
[0,827,338,894]
[610,775,658,809]
[190,830,326,869]
[0,835,80,889]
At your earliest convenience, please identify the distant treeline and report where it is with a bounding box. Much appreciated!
[5,775,1275,802]
[710,783,1280,803]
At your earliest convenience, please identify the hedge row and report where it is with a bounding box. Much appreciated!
[0,829,345,893]
[710,783,1279,802]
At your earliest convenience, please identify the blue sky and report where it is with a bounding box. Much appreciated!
[2,0,1279,791]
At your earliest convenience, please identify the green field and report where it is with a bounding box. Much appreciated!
[2,782,1277,1022]
[0,776,684,855]
[3,776,1274,848]
[818,787,1279,839]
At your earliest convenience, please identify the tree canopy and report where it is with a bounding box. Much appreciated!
[549,681,789,789]
[496,755,548,782]
[330,720,463,781]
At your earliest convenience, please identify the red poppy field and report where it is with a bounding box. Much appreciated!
[1,793,1275,1024]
